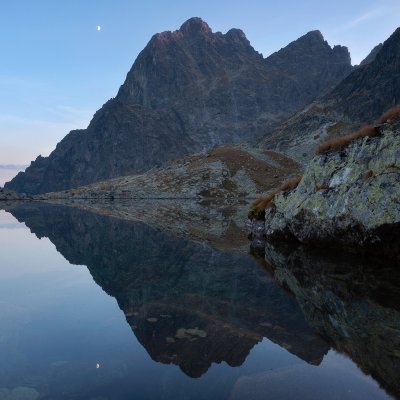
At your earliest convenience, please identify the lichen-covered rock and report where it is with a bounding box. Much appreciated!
[264,122,400,257]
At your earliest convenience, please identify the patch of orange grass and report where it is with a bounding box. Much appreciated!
[363,170,374,180]
[377,105,400,124]
[315,125,378,155]
[315,183,329,191]
[252,176,302,210]
[315,105,400,156]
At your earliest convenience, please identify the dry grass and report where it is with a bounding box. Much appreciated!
[315,125,378,155]
[249,176,302,220]
[377,105,400,124]
[315,105,400,156]
[315,183,329,191]
[363,170,374,180]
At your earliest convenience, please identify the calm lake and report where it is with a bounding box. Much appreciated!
[0,201,398,400]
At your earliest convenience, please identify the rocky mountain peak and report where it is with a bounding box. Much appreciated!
[375,26,400,63]
[302,30,324,42]
[179,17,212,35]
[225,28,248,42]
[5,20,353,195]
[325,25,400,120]
[265,30,351,67]
[359,43,383,66]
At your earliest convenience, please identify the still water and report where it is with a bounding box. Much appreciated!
[0,201,398,400]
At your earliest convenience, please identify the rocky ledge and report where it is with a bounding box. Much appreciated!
[250,120,400,258]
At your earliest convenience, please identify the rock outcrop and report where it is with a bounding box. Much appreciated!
[262,27,400,164]
[5,18,351,195]
[42,144,301,200]
[257,121,400,258]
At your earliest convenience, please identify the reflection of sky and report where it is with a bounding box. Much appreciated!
[0,210,393,399]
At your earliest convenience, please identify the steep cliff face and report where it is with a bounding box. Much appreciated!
[260,121,400,258]
[262,27,400,164]
[5,18,351,194]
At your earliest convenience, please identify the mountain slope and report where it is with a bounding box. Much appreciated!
[40,144,302,200]
[261,27,400,164]
[6,18,351,194]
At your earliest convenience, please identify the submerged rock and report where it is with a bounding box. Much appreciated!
[262,121,400,257]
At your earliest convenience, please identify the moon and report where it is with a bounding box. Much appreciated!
[97,25,101,31]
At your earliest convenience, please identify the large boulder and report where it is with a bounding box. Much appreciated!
[262,121,400,257]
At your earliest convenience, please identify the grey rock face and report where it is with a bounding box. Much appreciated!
[262,122,400,257]
[5,18,351,194]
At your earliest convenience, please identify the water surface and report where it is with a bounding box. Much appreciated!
[0,202,398,400]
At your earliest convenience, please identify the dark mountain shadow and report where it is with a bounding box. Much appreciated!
[5,201,328,378]
[258,240,400,399]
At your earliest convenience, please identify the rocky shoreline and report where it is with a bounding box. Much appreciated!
[249,119,400,259]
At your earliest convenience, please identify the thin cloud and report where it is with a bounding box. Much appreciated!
[334,8,385,32]
[0,164,27,170]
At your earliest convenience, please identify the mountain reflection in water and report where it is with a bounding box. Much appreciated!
[258,240,400,399]
[0,200,398,400]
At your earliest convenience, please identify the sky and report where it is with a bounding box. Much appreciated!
[0,0,399,184]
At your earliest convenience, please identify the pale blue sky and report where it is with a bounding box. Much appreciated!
[0,0,399,173]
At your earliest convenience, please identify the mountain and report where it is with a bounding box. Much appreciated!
[261,27,400,164]
[5,18,351,195]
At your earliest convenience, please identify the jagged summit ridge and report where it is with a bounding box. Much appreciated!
[6,18,352,195]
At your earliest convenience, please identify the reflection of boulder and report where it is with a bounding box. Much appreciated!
[7,202,328,377]
[262,241,400,398]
